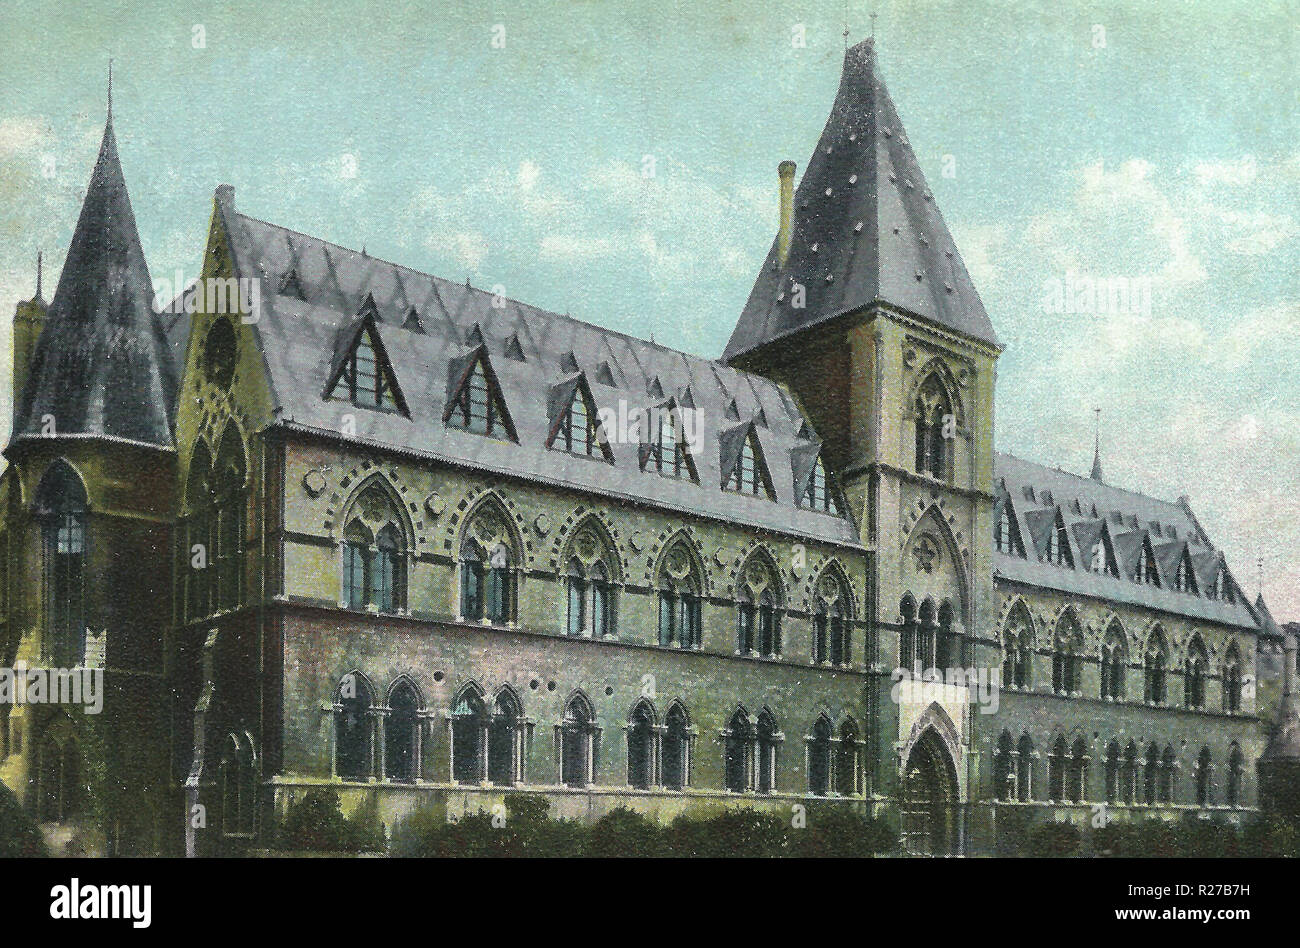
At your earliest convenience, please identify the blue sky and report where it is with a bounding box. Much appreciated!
[1,0,1296,617]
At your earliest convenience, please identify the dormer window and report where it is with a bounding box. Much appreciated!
[550,380,613,462]
[800,455,840,514]
[1174,551,1198,594]
[329,324,403,412]
[446,352,515,441]
[1090,530,1119,577]
[1044,513,1072,567]
[1133,539,1160,586]
[994,499,1024,556]
[642,404,696,481]
[723,429,774,499]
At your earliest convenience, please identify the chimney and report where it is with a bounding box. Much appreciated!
[777,161,796,266]
[12,252,47,426]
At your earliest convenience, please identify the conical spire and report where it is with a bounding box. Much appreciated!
[725,38,998,364]
[11,102,178,448]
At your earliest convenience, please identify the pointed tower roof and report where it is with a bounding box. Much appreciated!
[11,108,178,448]
[724,38,998,364]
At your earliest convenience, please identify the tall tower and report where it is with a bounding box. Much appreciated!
[726,38,1001,847]
[0,89,180,853]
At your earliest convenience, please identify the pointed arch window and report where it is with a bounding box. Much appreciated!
[385,681,421,782]
[837,719,861,796]
[736,557,783,658]
[212,426,247,613]
[1144,742,1161,805]
[1144,632,1169,705]
[1122,741,1139,804]
[627,700,657,790]
[489,690,526,786]
[1223,645,1242,714]
[757,710,780,794]
[724,709,754,793]
[1159,746,1175,803]
[330,324,401,411]
[1052,615,1083,696]
[459,508,518,625]
[808,716,832,796]
[724,429,775,499]
[1194,747,1212,806]
[1100,625,1127,700]
[334,675,374,781]
[220,733,257,836]
[936,600,958,670]
[1104,741,1121,804]
[657,541,702,649]
[1184,637,1208,710]
[447,353,514,440]
[1069,738,1089,803]
[1016,735,1034,802]
[899,595,918,671]
[36,462,87,667]
[560,694,598,788]
[1226,746,1243,807]
[341,482,408,614]
[452,687,487,784]
[1048,736,1068,802]
[994,732,1016,802]
[642,404,696,480]
[566,557,615,638]
[800,454,840,514]
[913,374,954,481]
[1002,604,1033,689]
[662,703,692,791]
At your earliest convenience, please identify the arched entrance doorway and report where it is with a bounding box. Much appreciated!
[900,727,958,855]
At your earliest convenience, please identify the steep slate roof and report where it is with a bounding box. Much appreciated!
[213,193,858,545]
[993,452,1257,630]
[724,38,997,364]
[11,115,178,449]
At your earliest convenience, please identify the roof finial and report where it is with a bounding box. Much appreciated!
[1090,408,1105,482]
[35,250,42,300]
[843,0,850,50]
[870,10,878,40]
[107,58,113,124]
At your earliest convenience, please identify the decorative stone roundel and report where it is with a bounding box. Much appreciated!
[628,533,645,553]
[302,470,327,498]
[424,491,446,517]
[664,547,692,581]
[534,513,551,535]
[573,530,601,565]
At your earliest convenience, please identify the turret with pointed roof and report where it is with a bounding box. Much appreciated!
[725,38,998,365]
[9,105,178,449]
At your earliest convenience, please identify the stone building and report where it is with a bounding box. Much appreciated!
[0,39,1273,856]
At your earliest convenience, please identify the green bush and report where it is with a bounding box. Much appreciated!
[276,788,385,853]
[1026,821,1082,857]
[793,804,894,857]
[1242,817,1300,857]
[667,808,789,857]
[0,781,46,857]
[586,807,668,857]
